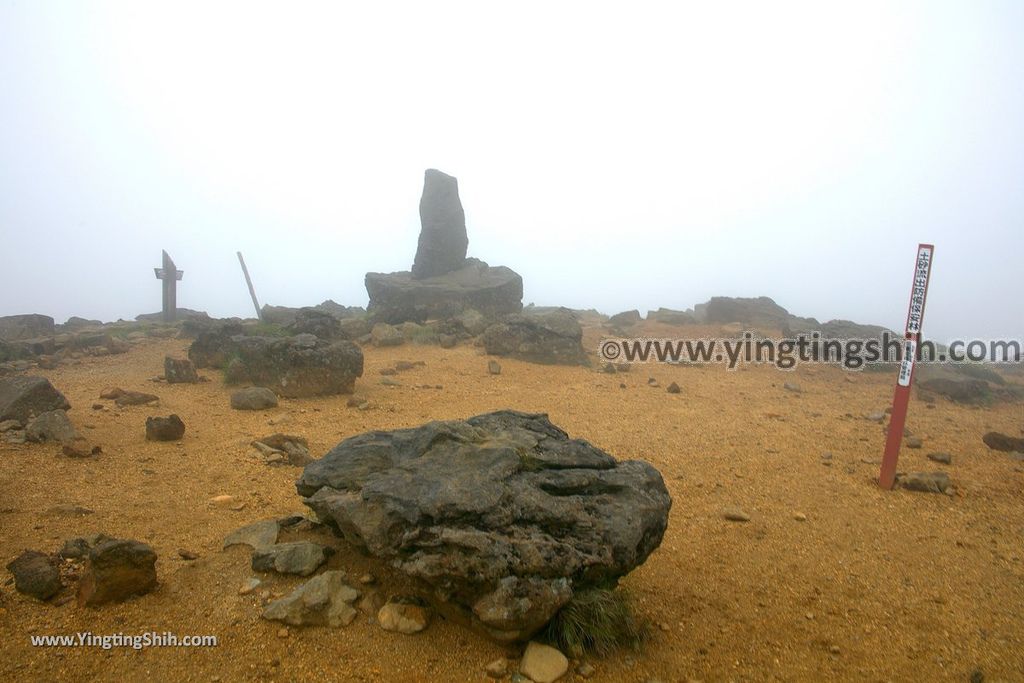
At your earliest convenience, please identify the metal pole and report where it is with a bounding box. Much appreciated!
[237,251,263,321]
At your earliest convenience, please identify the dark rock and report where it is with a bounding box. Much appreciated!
[482,309,587,366]
[366,259,523,325]
[896,471,952,494]
[439,334,458,348]
[59,534,112,560]
[77,538,158,606]
[412,169,468,279]
[6,550,61,600]
[227,336,363,398]
[260,305,301,326]
[703,297,790,328]
[230,387,279,411]
[262,570,360,627]
[252,542,331,576]
[666,382,681,394]
[371,323,404,347]
[918,378,990,404]
[114,390,160,407]
[314,300,366,319]
[645,308,696,326]
[187,322,245,368]
[297,410,671,642]
[608,310,642,327]
[982,432,1024,452]
[145,414,185,441]
[337,317,372,340]
[287,308,342,339]
[927,452,952,465]
[26,409,78,444]
[0,376,70,423]
[135,308,209,323]
[164,356,199,384]
[0,314,55,341]
[62,316,103,330]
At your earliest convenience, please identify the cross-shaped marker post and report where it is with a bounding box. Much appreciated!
[153,250,184,323]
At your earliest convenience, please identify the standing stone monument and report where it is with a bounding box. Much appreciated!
[154,250,183,323]
[365,169,523,324]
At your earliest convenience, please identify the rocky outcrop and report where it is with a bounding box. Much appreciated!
[702,296,791,328]
[645,308,696,326]
[412,169,469,279]
[187,322,246,368]
[0,376,70,423]
[164,356,199,384]
[366,259,523,324]
[296,410,671,642]
[482,309,588,365]
[228,335,363,398]
[0,314,55,341]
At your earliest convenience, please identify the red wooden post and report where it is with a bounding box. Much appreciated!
[879,244,934,489]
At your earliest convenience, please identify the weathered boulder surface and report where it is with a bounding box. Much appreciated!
[0,314,55,341]
[296,410,671,642]
[645,308,696,326]
[26,409,78,444]
[983,431,1024,452]
[0,376,70,423]
[702,296,791,328]
[230,387,279,411]
[366,259,523,324]
[607,310,642,327]
[262,570,360,627]
[229,335,363,398]
[412,168,469,280]
[164,356,199,384]
[6,550,61,600]
[187,322,246,368]
[77,538,157,606]
[286,308,343,339]
[146,414,185,441]
[482,310,587,366]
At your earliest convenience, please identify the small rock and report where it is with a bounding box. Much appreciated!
[61,438,101,458]
[115,390,159,407]
[576,662,596,678]
[666,382,681,394]
[6,550,61,601]
[145,414,185,441]
[223,519,280,549]
[927,452,952,465]
[723,508,751,522]
[99,387,124,400]
[381,378,402,387]
[519,641,569,683]
[277,627,289,639]
[379,368,398,376]
[251,542,331,577]
[230,387,278,411]
[484,658,509,678]
[487,360,502,375]
[783,381,801,393]
[896,471,952,494]
[26,409,78,444]
[829,644,841,655]
[359,573,375,585]
[177,549,198,561]
[238,578,262,595]
[377,598,431,634]
[77,538,158,606]
[164,356,199,384]
[793,512,807,522]
[46,503,94,517]
[262,570,360,628]
[864,412,885,423]
[905,436,923,449]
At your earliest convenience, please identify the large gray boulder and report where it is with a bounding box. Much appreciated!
[0,376,70,423]
[366,258,523,324]
[229,335,363,398]
[702,296,791,328]
[482,309,587,365]
[187,322,245,368]
[0,314,54,341]
[296,410,671,642]
[412,169,468,279]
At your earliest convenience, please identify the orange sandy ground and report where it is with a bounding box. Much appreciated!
[1,327,1022,682]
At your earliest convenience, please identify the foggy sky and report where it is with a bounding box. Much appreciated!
[1,1,1022,344]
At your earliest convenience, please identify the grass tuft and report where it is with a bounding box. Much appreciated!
[542,587,648,657]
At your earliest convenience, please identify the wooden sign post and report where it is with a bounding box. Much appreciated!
[879,244,934,489]
[153,250,184,323]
